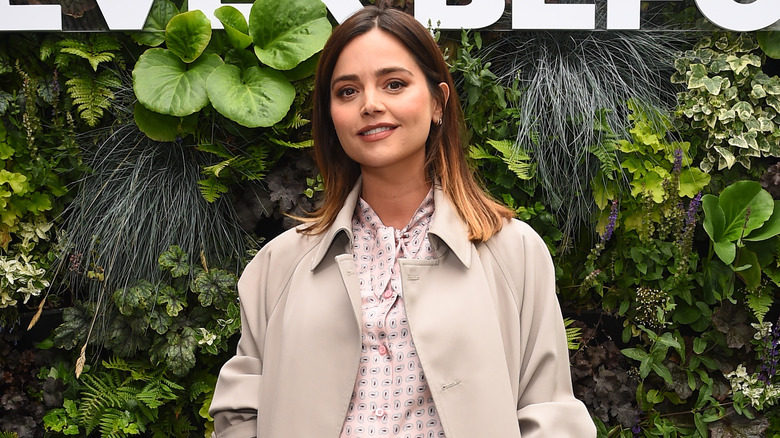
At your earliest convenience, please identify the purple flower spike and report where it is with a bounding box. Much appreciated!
[673,148,683,175]
[601,199,619,242]
[686,192,703,228]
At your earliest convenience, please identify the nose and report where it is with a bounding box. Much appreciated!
[361,89,385,116]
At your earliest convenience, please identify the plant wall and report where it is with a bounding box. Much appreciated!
[2,0,780,437]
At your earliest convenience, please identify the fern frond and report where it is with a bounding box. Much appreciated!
[487,140,535,180]
[747,288,773,323]
[66,70,120,126]
[589,138,621,179]
[59,35,120,71]
[469,144,499,161]
[563,318,583,350]
[203,157,240,178]
[198,178,229,203]
[269,137,313,149]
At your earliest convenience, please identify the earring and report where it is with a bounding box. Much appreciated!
[436,118,443,126]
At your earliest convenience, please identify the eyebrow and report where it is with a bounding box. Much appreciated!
[331,66,415,89]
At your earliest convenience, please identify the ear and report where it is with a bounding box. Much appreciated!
[433,82,450,122]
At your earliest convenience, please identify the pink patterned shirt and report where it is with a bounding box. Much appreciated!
[340,189,445,438]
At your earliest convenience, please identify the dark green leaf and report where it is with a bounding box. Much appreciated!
[192,269,237,309]
[157,285,187,317]
[158,245,190,277]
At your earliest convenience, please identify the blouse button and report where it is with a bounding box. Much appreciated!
[378,344,388,355]
[383,290,393,299]
[376,408,385,417]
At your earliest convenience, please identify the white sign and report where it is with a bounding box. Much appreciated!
[0,0,779,32]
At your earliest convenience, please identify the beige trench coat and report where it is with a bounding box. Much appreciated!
[210,182,596,438]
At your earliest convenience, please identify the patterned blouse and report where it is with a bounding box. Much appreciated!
[340,189,446,438]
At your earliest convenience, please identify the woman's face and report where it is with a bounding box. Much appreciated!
[329,29,447,178]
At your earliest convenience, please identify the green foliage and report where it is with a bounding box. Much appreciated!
[42,358,201,438]
[48,244,241,437]
[65,70,121,127]
[0,34,85,320]
[481,29,682,239]
[758,31,780,60]
[55,245,240,377]
[43,34,123,127]
[447,31,562,249]
[132,0,330,129]
[591,102,710,216]
[702,181,780,272]
[673,32,780,172]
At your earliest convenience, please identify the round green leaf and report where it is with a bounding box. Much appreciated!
[249,0,332,70]
[132,0,180,47]
[718,180,774,241]
[207,64,295,128]
[165,10,213,63]
[134,102,179,141]
[758,31,780,60]
[215,6,253,50]
[133,48,224,117]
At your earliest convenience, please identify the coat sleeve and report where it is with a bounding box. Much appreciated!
[208,247,272,438]
[496,220,596,438]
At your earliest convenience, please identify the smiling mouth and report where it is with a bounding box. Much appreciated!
[359,126,395,136]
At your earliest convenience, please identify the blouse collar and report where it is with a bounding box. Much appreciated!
[310,177,472,270]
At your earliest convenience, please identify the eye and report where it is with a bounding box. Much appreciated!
[336,87,357,98]
[387,80,406,91]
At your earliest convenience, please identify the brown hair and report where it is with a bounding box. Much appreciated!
[301,6,513,242]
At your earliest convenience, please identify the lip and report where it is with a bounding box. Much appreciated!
[358,123,397,141]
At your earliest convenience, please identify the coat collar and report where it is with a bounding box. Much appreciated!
[309,178,472,270]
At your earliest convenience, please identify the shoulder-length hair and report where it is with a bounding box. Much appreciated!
[300,6,513,242]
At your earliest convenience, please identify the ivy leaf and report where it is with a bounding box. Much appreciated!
[158,245,189,277]
[157,285,187,317]
[165,10,212,63]
[151,327,198,376]
[249,0,332,70]
[192,269,237,309]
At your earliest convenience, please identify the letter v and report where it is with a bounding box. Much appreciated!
[95,0,154,30]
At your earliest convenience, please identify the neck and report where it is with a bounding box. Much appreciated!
[360,170,431,229]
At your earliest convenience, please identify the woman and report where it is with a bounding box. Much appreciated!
[210,6,595,438]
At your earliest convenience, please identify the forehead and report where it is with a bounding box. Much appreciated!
[332,29,422,77]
